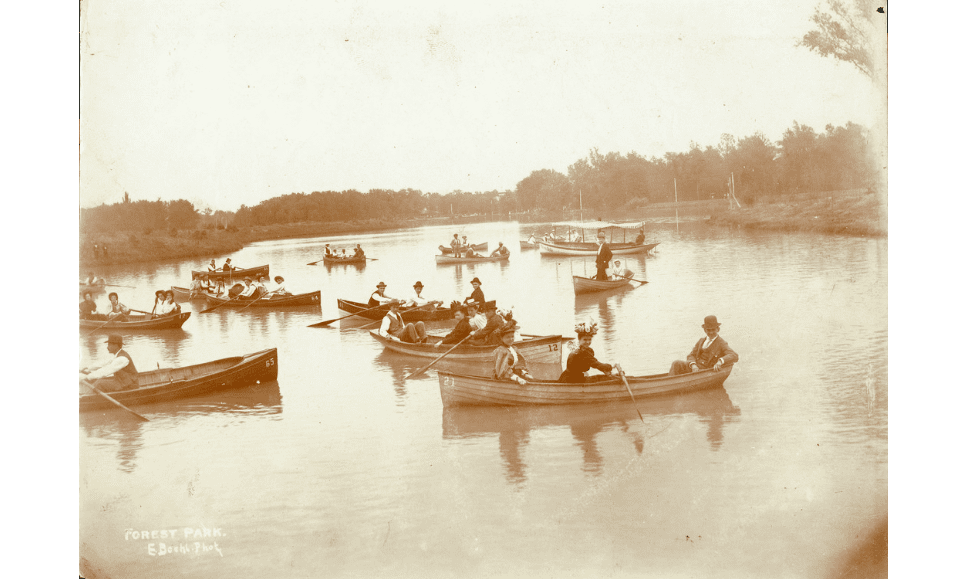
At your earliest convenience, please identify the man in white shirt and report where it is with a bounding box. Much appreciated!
[610,260,630,280]
[239,278,258,299]
[207,259,218,273]
[379,300,428,343]
[405,281,443,309]
[80,334,138,393]
[368,282,396,306]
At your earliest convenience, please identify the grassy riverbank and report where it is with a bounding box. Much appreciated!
[708,191,886,237]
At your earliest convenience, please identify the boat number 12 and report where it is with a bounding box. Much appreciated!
[548,344,558,352]
[265,358,276,368]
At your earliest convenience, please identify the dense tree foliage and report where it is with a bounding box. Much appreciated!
[80,120,875,231]
[798,0,878,79]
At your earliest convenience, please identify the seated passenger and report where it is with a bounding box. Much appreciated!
[353,244,365,258]
[493,324,534,385]
[490,242,510,257]
[559,322,617,383]
[406,281,443,309]
[239,278,258,300]
[368,282,395,306]
[79,292,105,320]
[436,309,471,347]
[610,260,630,280]
[379,300,428,344]
[106,292,130,322]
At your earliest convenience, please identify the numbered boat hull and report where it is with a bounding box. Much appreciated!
[369,331,570,364]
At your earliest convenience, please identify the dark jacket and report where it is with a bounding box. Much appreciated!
[465,287,485,305]
[440,318,471,344]
[559,346,613,383]
[595,243,613,267]
[687,336,739,369]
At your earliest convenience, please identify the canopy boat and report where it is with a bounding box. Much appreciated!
[369,331,570,364]
[437,365,733,407]
[337,299,489,322]
[80,312,191,331]
[191,264,270,281]
[435,254,508,265]
[537,221,658,256]
[572,275,644,294]
[204,290,321,308]
[80,348,278,411]
[439,242,488,255]
[539,240,659,256]
[323,255,367,264]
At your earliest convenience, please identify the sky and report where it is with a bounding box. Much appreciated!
[79,0,884,211]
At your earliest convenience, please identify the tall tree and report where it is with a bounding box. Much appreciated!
[798,0,877,79]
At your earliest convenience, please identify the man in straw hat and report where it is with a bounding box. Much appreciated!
[559,321,617,383]
[405,281,443,309]
[379,300,429,344]
[80,334,139,393]
[669,315,739,376]
[368,281,396,306]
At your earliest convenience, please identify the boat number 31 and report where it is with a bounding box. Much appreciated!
[265,358,276,368]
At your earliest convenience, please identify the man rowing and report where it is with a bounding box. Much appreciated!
[222,258,234,271]
[238,278,258,300]
[80,334,138,393]
[106,292,130,321]
[379,300,428,344]
[610,260,630,280]
[207,259,218,273]
[405,281,443,309]
[368,281,396,306]
[490,242,510,258]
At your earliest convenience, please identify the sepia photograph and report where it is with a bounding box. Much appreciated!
[73,0,897,577]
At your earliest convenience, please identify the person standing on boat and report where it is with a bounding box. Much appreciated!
[594,232,613,281]
[464,277,485,306]
[379,300,429,343]
[106,292,130,321]
[468,302,506,346]
[80,291,104,320]
[406,281,443,309]
[436,308,472,347]
[450,234,461,257]
[324,244,334,257]
[559,322,617,383]
[368,282,396,306]
[669,315,739,375]
[222,258,234,272]
[493,323,534,385]
[490,242,510,258]
[80,334,138,393]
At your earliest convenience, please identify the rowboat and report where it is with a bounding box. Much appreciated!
[437,365,733,406]
[204,290,322,308]
[572,275,642,294]
[338,299,485,322]
[80,312,191,331]
[538,241,660,256]
[435,254,508,265]
[323,255,367,264]
[369,331,570,364]
[170,286,209,301]
[191,264,270,281]
[439,242,488,255]
[80,348,278,411]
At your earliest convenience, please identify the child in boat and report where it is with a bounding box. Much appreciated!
[493,323,533,385]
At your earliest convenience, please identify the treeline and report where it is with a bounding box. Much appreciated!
[81,120,875,231]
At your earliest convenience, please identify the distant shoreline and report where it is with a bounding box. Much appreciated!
[78,194,885,270]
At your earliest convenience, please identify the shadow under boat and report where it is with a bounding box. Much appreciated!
[441,386,741,484]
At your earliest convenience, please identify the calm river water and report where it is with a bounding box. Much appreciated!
[79,221,887,578]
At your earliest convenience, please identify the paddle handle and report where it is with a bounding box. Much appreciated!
[616,364,645,425]
[404,335,472,380]
[81,379,149,422]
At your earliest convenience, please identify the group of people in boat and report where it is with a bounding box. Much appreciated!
[324,243,366,260]
[188,273,290,300]
[80,291,133,322]
[446,234,510,258]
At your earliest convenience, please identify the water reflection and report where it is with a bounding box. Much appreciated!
[442,387,740,485]
[80,381,282,472]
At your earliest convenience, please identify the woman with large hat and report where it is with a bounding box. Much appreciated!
[493,321,533,385]
[558,321,616,383]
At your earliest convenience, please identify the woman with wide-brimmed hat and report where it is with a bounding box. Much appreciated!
[493,321,533,385]
[558,321,616,383]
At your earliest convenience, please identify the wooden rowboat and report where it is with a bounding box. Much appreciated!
[80,348,278,411]
[437,365,733,407]
[170,286,209,301]
[439,242,488,255]
[204,290,322,308]
[337,298,470,322]
[80,312,191,331]
[323,255,367,264]
[191,264,270,281]
[538,241,659,256]
[435,254,508,265]
[369,331,570,364]
[572,275,642,294]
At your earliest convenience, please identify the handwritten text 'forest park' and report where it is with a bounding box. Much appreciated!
[124,527,225,557]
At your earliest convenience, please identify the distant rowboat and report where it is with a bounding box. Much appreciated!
[191,265,270,281]
[572,275,644,294]
[323,255,367,264]
[538,241,659,256]
[369,331,570,364]
[80,348,278,411]
[439,242,488,255]
[337,299,471,322]
[435,254,508,265]
[80,312,191,331]
[438,365,734,407]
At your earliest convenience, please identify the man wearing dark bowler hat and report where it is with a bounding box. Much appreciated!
[368,281,396,306]
[80,334,139,393]
[463,277,485,306]
[594,231,613,281]
[669,315,739,376]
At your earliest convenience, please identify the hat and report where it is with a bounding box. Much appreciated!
[483,301,497,312]
[597,231,606,238]
[389,299,403,307]
[376,281,387,288]
[155,290,165,296]
[470,277,482,285]
[226,258,231,262]
[413,281,424,289]
[274,276,283,282]
[106,334,123,346]
[702,315,721,329]
[575,321,598,337]
[466,301,479,310]
[244,277,252,282]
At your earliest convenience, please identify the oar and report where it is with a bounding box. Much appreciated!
[307,302,393,328]
[615,364,645,425]
[80,378,149,422]
[626,278,648,286]
[404,335,472,380]
[353,303,436,330]
[199,293,257,314]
